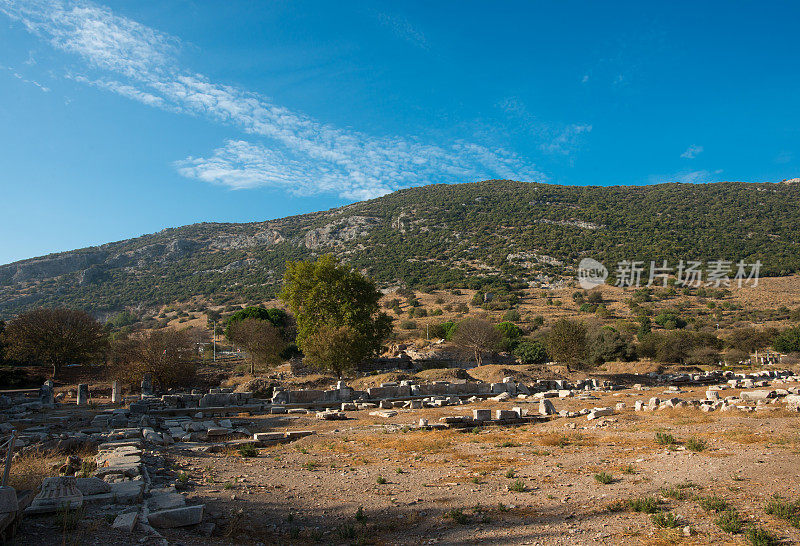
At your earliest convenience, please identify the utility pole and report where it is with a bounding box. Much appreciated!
[213,323,216,362]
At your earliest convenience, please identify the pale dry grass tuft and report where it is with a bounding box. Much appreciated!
[8,451,63,491]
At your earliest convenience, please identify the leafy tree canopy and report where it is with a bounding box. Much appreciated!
[773,325,800,353]
[513,340,548,364]
[225,306,288,338]
[279,255,392,372]
[2,308,107,379]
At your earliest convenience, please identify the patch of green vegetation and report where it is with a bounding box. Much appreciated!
[175,471,189,490]
[238,443,258,457]
[745,526,780,546]
[508,479,526,492]
[660,486,689,500]
[764,495,800,527]
[715,509,745,534]
[685,438,707,452]
[651,512,682,528]
[594,472,614,485]
[628,497,661,513]
[698,495,729,512]
[655,432,676,446]
[444,508,470,525]
[376,475,387,485]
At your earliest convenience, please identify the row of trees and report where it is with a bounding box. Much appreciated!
[434,315,800,370]
[3,253,800,384]
[0,307,200,388]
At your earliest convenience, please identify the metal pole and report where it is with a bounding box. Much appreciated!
[3,430,16,486]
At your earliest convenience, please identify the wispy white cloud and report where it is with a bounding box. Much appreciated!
[1,0,546,200]
[374,12,428,50]
[498,97,592,156]
[647,169,722,185]
[680,144,703,159]
[1,64,51,92]
[775,150,792,164]
[69,74,167,107]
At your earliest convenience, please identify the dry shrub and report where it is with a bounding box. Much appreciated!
[109,329,197,390]
[8,451,64,491]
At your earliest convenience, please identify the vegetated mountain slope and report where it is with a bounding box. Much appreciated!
[1,179,799,318]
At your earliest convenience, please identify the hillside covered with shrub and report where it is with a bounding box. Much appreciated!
[1,179,799,318]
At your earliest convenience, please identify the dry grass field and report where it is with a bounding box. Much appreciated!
[17,379,800,545]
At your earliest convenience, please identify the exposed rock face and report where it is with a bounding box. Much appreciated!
[2,250,109,284]
[210,229,284,250]
[303,216,378,249]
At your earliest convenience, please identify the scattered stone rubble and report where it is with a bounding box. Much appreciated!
[1,366,798,540]
[630,369,800,414]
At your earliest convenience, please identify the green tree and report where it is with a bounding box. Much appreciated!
[547,319,588,369]
[429,321,458,340]
[656,331,696,364]
[654,312,687,330]
[496,321,524,340]
[302,325,362,378]
[655,331,720,364]
[637,316,652,340]
[205,309,222,330]
[225,306,288,338]
[773,325,800,353]
[496,321,524,351]
[588,326,632,365]
[727,327,772,353]
[107,310,137,329]
[279,255,392,373]
[2,308,107,379]
[513,340,548,364]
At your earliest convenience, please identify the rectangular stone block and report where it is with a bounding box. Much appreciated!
[148,505,203,528]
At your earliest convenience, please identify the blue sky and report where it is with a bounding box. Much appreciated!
[1,1,798,265]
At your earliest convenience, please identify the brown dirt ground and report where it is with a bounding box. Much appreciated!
[17,379,800,545]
